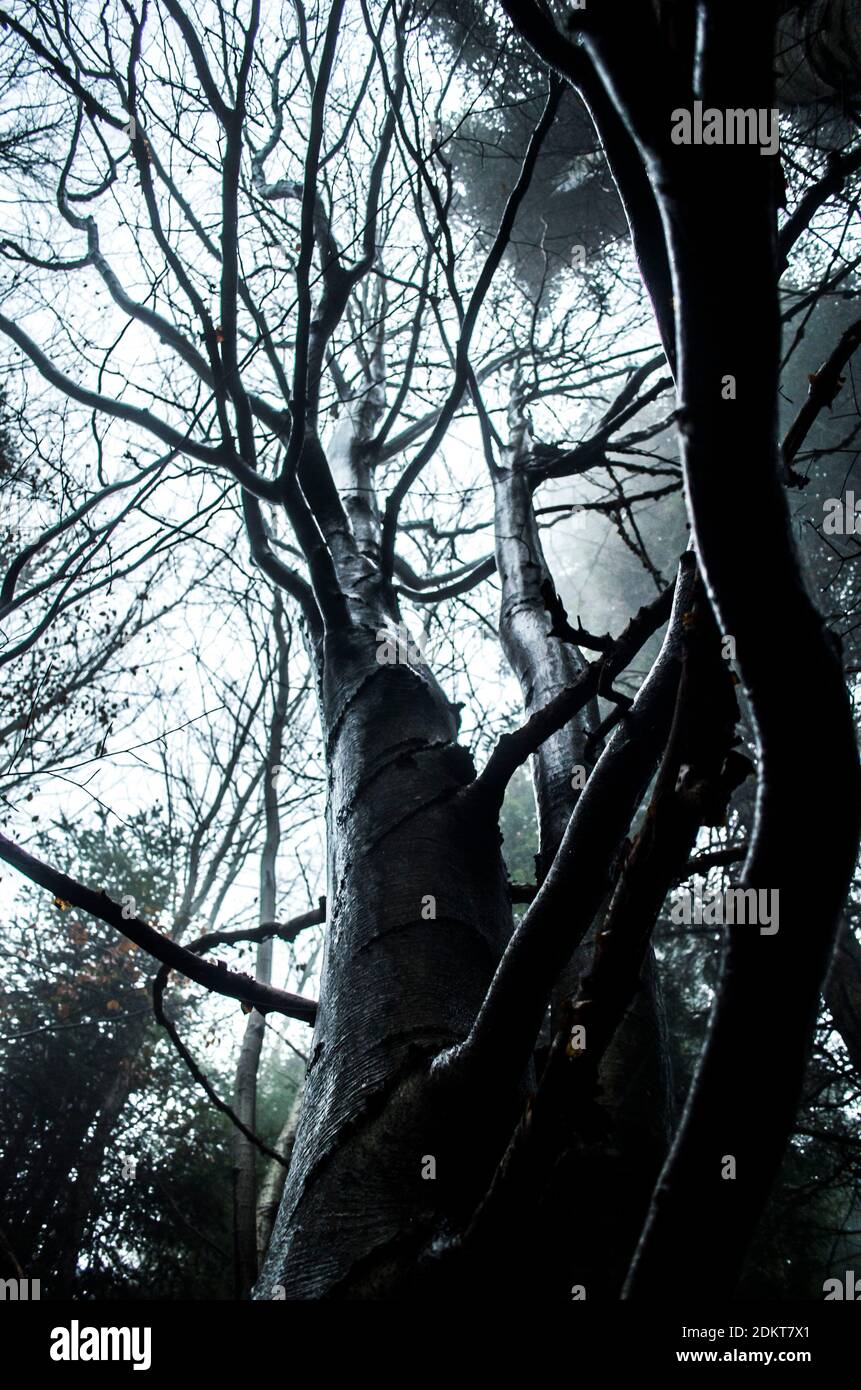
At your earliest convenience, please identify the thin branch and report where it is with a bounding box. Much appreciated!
[469,575,677,813]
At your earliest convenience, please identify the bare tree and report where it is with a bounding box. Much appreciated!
[0,0,858,1303]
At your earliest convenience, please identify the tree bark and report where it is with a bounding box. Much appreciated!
[493,405,594,880]
[565,3,861,1296]
[255,628,520,1298]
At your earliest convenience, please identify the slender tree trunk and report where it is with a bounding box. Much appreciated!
[231,1016,266,1296]
[492,406,595,880]
[232,594,291,1296]
[256,1080,304,1267]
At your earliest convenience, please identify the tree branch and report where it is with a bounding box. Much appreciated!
[468,574,677,814]
[0,831,317,1023]
[447,554,696,1085]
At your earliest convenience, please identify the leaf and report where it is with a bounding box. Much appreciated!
[106,999,120,1011]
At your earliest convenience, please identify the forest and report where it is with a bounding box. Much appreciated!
[0,0,860,1325]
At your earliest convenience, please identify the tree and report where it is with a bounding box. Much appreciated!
[500,0,861,1297]
[0,0,859,1303]
[0,810,237,1297]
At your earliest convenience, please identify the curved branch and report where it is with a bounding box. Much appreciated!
[572,4,861,1298]
[0,8,126,129]
[395,555,497,603]
[153,969,291,1168]
[0,830,317,1023]
[185,898,326,955]
[782,315,861,480]
[778,146,861,273]
[0,453,171,614]
[0,312,278,500]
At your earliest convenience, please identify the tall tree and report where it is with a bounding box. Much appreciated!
[0,0,858,1302]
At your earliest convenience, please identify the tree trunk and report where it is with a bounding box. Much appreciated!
[231,1011,266,1296]
[492,416,594,880]
[231,593,291,1296]
[256,1080,304,1267]
[255,630,520,1298]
